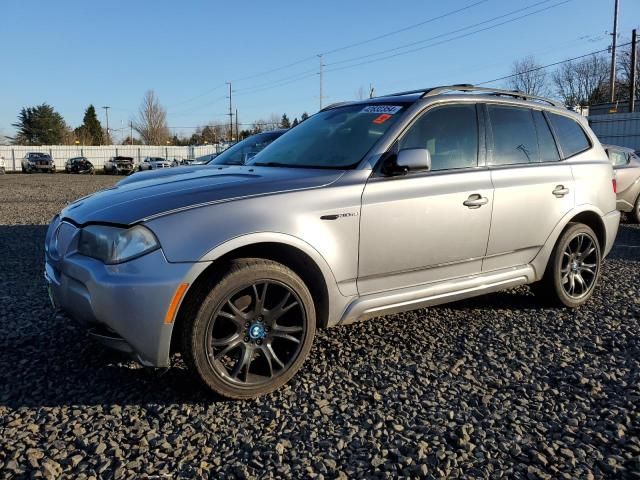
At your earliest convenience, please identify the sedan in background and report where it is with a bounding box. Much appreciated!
[138,157,173,171]
[118,130,286,186]
[65,157,94,174]
[21,152,56,173]
[605,144,640,223]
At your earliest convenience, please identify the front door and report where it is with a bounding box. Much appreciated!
[358,103,493,295]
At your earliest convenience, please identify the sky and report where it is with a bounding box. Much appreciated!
[1,0,639,141]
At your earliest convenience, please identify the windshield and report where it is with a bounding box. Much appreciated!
[249,104,407,169]
[209,132,283,165]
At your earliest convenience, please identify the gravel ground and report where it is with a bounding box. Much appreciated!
[1,174,639,479]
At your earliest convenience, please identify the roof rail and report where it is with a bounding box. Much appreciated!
[382,84,565,108]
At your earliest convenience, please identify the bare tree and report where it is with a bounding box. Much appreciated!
[133,90,170,145]
[552,54,609,107]
[507,55,549,96]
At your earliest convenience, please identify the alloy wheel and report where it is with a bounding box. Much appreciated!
[204,280,306,387]
[560,232,598,299]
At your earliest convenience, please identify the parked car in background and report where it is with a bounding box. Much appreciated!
[22,152,55,173]
[171,157,194,167]
[64,157,94,174]
[118,131,286,186]
[605,144,640,222]
[138,157,172,171]
[45,85,618,399]
[0,156,5,174]
[104,156,135,175]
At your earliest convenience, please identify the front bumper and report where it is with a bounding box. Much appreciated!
[602,209,621,258]
[45,238,207,367]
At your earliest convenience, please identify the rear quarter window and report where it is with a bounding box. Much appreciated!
[547,113,591,158]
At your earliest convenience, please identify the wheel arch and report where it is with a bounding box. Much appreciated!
[531,206,608,281]
[170,235,339,355]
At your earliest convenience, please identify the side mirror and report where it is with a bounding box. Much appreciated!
[395,148,431,174]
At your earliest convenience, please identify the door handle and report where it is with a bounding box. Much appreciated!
[552,185,570,197]
[463,194,488,209]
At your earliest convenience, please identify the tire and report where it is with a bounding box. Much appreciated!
[0,167,5,175]
[21,165,26,173]
[632,195,640,224]
[181,258,316,399]
[533,223,601,308]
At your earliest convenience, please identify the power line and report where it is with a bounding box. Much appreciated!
[167,1,495,106]
[324,0,573,74]
[476,41,633,86]
[321,0,490,55]
[326,0,563,67]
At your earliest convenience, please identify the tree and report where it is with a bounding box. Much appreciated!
[292,117,299,127]
[75,105,103,145]
[133,90,170,144]
[300,112,310,122]
[507,55,548,96]
[552,54,609,107]
[280,113,291,129]
[617,41,640,103]
[121,136,142,145]
[12,103,68,145]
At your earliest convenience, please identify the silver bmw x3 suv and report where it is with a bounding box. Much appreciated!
[45,85,619,399]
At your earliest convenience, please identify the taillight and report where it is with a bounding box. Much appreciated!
[612,179,617,193]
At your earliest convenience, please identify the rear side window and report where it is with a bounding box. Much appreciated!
[488,106,539,165]
[547,113,591,158]
[399,104,478,171]
[533,111,560,162]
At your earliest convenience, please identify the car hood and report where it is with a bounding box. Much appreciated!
[118,165,213,185]
[61,166,345,225]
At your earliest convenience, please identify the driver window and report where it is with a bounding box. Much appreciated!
[398,104,478,171]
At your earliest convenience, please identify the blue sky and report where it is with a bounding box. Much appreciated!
[2,0,639,141]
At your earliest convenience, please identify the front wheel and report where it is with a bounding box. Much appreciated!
[534,223,601,308]
[182,259,316,399]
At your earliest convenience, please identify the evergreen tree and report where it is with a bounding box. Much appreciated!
[300,112,310,122]
[292,117,299,127]
[280,113,291,129]
[12,104,68,145]
[79,105,103,145]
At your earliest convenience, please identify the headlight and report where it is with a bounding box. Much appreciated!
[78,225,159,264]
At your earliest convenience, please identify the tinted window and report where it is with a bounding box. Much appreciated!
[548,113,590,158]
[533,111,560,162]
[488,106,539,165]
[607,149,629,167]
[399,104,478,171]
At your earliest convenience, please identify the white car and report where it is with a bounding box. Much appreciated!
[0,155,6,174]
[138,157,172,171]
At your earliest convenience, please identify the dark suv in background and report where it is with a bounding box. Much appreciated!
[21,152,55,173]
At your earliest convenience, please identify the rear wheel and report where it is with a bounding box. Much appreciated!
[182,259,315,399]
[534,223,601,308]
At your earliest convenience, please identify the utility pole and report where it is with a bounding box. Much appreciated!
[235,108,239,141]
[226,82,233,142]
[369,83,375,99]
[631,29,637,113]
[102,106,110,144]
[318,54,324,110]
[609,0,619,103]
[130,121,133,145]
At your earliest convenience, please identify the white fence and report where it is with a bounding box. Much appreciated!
[0,144,224,172]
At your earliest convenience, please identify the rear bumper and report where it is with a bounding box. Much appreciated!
[602,209,620,258]
[45,249,208,367]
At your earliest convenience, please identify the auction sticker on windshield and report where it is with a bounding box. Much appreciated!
[360,105,403,115]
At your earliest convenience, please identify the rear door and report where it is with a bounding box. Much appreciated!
[483,104,574,272]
